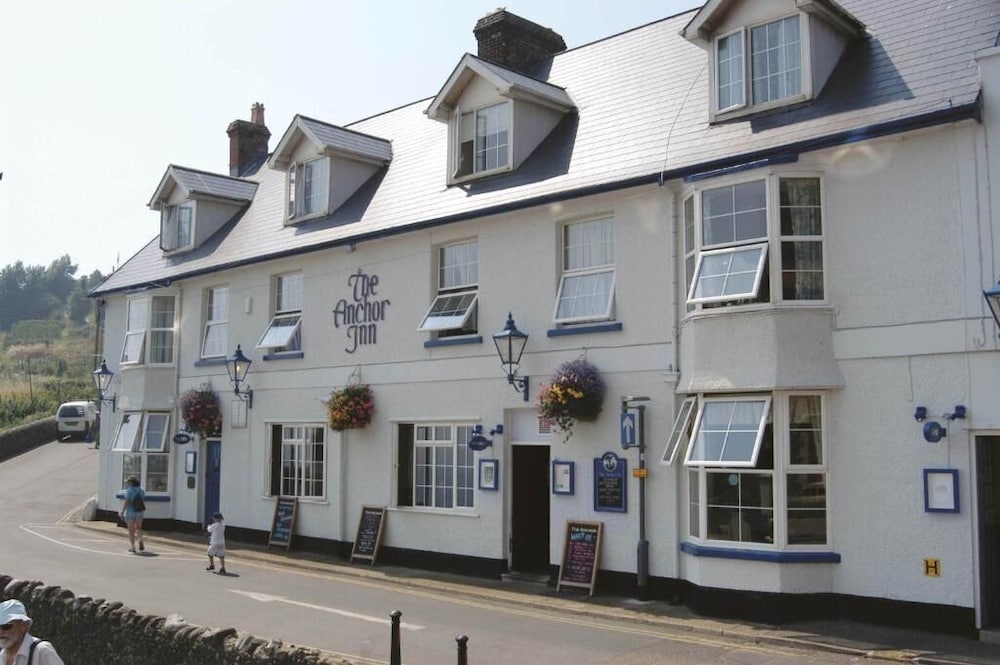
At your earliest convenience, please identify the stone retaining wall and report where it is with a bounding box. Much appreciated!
[0,418,59,463]
[0,577,357,665]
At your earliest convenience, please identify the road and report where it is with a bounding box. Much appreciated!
[0,441,867,664]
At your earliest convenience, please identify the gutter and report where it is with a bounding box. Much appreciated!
[90,101,980,298]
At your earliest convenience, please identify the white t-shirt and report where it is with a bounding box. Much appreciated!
[208,521,225,546]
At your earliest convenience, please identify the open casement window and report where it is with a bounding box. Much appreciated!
[453,102,510,180]
[121,295,175,365]
[257,273,302,353]
[716,29,746,112]
[685,176,822,308]
[396,423,475,510]
[286,157,329,221]
[688,243,768,304]
[554,217,616,324]
[112,412,171,452]
[269,424,325,499]
[201,286,229,358]
[685,397,772,467]
[662,397,697,466]
[419,240,479,334]
[114,412,171,492]
[112,412,143,451]
[121,298,148,364]
[160,202,194,252]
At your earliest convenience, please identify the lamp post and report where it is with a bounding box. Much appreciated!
[226,345,254,408]
[621,395,650,601]
[492,312,529,401]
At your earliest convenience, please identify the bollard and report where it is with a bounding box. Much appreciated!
[456,635,468,665]
[390,610,402,665]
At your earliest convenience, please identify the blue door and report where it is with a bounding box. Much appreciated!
[204,439,222,525]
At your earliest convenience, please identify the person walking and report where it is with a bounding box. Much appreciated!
[120,476,146,553]
[206,512,227,574]
[0,599,64,665]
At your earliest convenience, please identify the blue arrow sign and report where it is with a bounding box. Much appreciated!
[620,412,636,448]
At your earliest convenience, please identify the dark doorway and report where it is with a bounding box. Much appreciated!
[204,439,222,525]
[978,436,1000,628]
[510,444,550,573]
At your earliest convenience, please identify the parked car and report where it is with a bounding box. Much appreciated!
[56,401,97,440]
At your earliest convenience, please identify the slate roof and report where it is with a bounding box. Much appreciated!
[270,116,393,168]
[426,54,575,121]
[94,0,1000,295]
[148,166,258,209]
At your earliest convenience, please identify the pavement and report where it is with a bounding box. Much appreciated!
[73,518,1000,665]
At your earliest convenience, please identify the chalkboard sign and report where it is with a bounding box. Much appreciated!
[557,520,603,595]
[268,496,298,551]
[594,452,627,512]
[350,505,386,565]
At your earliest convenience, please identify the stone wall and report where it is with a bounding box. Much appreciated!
[0,577,358,665]
[0,417,58,463]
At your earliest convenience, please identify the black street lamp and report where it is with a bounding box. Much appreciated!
[226,345,254,408]
[492,312,529,401]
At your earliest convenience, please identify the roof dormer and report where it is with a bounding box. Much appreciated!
[682,0,865,122]
[426,53,575,185]
[148,166,257,256]
[426,10,574,186]
[268,115,392,226]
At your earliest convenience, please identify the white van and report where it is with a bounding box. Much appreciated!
[56,400,97,440]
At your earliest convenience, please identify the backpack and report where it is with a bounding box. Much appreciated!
[131,491,146,512]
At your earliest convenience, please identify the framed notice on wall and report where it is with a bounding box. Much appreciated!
[556,521,603,596]
[594,452,627,512]
[924,469,959,513]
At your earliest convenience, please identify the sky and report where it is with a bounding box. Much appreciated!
[0,0,698,278]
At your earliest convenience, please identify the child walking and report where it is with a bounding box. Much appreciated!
[206,512,227,575]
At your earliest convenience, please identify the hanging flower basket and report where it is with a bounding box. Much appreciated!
[325,383,375,431]
[536,358,605,443]
[179,385,223,437]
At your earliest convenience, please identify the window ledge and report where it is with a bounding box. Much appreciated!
[547,322,622,337]
[424,336,483,349]
[194,358,228,367]
[448,165,513,187]
[262,351,304,361]
[681,541,840,563]
[711,93,811,124]
[114,493,171,502]
[388,506,481,519]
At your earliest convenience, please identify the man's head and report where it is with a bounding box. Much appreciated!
[0,600,32,650]
[213,512,224,522]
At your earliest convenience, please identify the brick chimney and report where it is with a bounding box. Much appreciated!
[226,102,271,177]
[473,10,566,74]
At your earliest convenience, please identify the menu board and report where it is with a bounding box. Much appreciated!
[556,521,603,595]
[267,496,298,551]
[350,505,386,565]
[594,452,627,512]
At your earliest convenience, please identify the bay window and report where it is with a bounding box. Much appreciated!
[121,295,175,365]
[685,176,823,308]
[671,392,827,548]
[113,411,170,492]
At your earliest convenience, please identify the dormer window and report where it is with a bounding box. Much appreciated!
[287,157,330,221]
[454,103,510,179]
[716,15,802,115]
[160,202,194,252]
[685,1,864,122]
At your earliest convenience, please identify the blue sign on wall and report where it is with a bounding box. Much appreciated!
[593,451,627,513]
